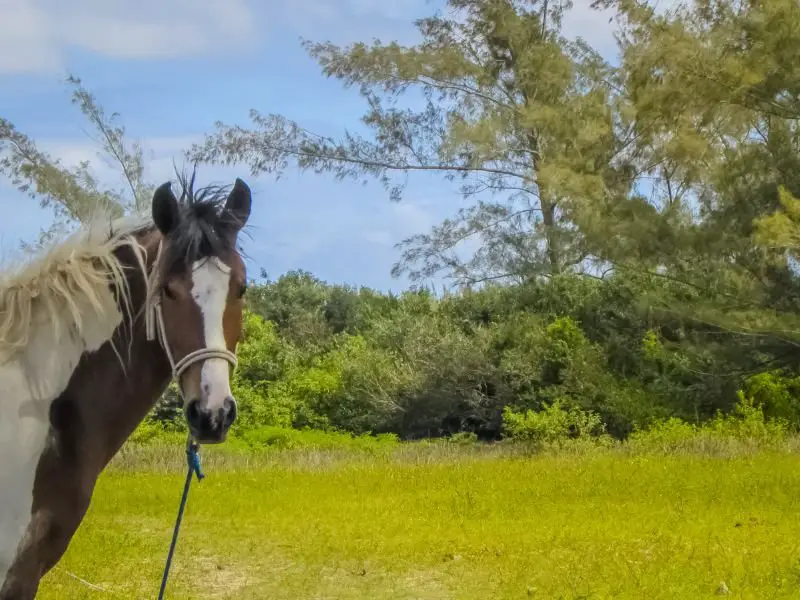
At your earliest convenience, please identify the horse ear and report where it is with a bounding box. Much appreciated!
[152,182,181,235]
[223,178,251,232]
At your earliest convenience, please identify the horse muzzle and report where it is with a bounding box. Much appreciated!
[184,396,237,443]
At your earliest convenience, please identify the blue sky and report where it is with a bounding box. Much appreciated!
[0,0,622,292]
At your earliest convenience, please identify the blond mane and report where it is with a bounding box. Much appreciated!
[0,214,153,360]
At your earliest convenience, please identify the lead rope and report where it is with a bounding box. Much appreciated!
[157,436,204,600]
[144,242,238,600]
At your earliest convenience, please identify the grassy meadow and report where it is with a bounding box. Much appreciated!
[37,438,800,600]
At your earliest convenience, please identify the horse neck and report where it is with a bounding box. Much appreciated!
[72,229,175,464]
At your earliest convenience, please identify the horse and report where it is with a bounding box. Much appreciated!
[0,173,252,599]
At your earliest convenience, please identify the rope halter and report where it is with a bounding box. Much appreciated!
[144,241,238,396]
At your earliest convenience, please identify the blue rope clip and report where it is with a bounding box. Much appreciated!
[157,435,204,599]
[187,439,205,481]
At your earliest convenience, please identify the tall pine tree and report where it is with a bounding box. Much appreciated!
[191,0,634,285]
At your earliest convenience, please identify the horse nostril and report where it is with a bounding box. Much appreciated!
[186,398,202,427]
[222,396,237,427]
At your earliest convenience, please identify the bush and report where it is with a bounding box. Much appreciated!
[740,370,800,428]
[625,417,699,453]
[626,394,791,454]
[137,272,800,448]
[237,426,400,452]
[128,419,185,445]
[501,402,608,446]
[706,392,790,444]
[447,432,479,445]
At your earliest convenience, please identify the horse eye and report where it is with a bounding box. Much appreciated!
[237,283,247,299]
[163,283,175,299]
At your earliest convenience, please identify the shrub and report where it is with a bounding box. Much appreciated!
[501,402,608,447]
[626,394,791,454]
[740,370,800,428]
[447,432,479,445]
[238,426,399,452]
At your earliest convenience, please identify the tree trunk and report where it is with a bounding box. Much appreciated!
[540,196,561,275]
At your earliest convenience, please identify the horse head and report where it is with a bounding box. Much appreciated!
[147,175,251,443]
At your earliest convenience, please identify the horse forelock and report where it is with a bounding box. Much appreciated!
[160,173,243,277]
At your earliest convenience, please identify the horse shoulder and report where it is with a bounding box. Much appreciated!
[0,282,123,584]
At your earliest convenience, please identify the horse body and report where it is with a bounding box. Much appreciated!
[0,175,251,599]
[0,287,124,582]
[0,221,139,584]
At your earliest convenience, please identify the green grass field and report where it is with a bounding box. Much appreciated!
[38,444,800,599]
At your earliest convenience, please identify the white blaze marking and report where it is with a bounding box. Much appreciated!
[190,258,232,423]
[0,288,121,585]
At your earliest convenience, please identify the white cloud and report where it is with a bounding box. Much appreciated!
[0,0,59,73]
[0,133,446,290]
[0,0,426,75]
[0,0,256,74]
[280,0,637,60]
[36,134,200,186]
[0,133,247,254]
[0,0,687,75]
[275,0,429,44]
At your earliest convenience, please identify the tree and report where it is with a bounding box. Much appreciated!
[580,0,800,368]
[191,0,634,286]
[0,76,155,247]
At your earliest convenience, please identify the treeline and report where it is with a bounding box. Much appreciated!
[184,0,800,440]
[5,0,800,441]
[147,269,800,441]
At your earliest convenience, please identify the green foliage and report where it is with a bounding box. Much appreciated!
[754,186,800,255]
[237,426,399,452]
[740,370,800,426]
[447,431,479,445]
[192,0,626,283]
[501,402,607,446]
[147,382,184,428]
[181,0,800,444]
[127,269,799,444]
[708,394,790,444]
[626,393,791,455]
[8,0,800,450]
[127,419,185,446]
[0,76,155,248]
